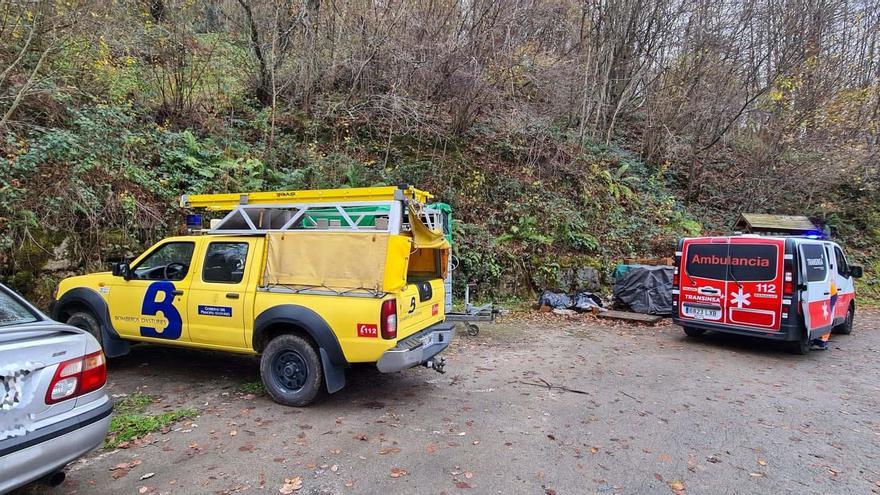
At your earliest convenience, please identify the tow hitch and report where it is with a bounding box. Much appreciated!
[425,356,446,374]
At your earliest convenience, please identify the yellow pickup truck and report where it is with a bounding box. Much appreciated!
[50,186,454,406]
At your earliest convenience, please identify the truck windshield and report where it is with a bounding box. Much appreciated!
[685,244,778,281]
[0,288,39,328]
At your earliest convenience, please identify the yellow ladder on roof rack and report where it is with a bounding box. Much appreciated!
[180,185,433,211]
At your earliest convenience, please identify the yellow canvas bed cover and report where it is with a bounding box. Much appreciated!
[264,209,450,292]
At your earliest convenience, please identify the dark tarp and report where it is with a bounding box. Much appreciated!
[612,265,674,315]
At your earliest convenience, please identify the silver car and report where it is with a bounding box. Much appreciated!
[0,284,111,494]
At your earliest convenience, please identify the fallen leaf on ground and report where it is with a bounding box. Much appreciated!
[464,471,474,479]
[667,480,684,491]
[749,472,765,477]
[654,473,663,482]
[230,430,237,436]
[426,443,437,454]
[757,459,767,466]
[331,464,339,473]
[345,480,355,487]
[455,481,472,489]
[589,447,599,454]
[379,447,401,455]
[390,467,408,478]
[139,473,155,480]
[279,476,302,494]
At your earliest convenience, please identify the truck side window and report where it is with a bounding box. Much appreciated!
[801,244,828,282]
[203,242,249,283]
[132,242,195,281]
[834,247,849,277]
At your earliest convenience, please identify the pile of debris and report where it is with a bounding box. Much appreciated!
[537,291,604,316]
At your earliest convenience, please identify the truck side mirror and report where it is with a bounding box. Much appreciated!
[112,262,131,280]
[848,265,863,279]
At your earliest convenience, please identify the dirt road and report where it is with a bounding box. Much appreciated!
[38,311,880,494]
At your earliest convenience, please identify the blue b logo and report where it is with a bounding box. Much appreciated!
[140,281,182,340]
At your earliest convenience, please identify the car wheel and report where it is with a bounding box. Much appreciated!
[791,327,810,355]
[832,305,854,335]
[260,334,323,407]
[67,311,103,346]
[683,326,705,337]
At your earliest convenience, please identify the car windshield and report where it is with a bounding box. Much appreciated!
[0,289,39,328]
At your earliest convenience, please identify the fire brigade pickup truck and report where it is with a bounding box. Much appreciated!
[673,234,862,354]
[50,186,454,406]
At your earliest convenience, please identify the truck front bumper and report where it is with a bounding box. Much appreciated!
[376,321,455,373]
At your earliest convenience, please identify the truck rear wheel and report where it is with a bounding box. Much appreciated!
[683,326,705,337]
[66,311,103,346]
[260,334,324,407]
[832,305,854,335]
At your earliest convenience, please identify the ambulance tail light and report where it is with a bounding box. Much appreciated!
[46,350,107,404]
[783,259,794,296]
[381,299,397,340]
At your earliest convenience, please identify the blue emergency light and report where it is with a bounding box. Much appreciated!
[186,214,202,230]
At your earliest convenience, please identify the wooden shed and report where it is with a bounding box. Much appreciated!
[733,213,819,235]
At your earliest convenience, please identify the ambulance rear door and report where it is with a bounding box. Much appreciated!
[797,241,834,335]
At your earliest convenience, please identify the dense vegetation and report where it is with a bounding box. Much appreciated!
[1,1,878,305]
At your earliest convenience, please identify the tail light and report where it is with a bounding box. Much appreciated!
[783,259,794,296]
[673,267,680,288]
[381,299,397,340]
[46,350,107,404]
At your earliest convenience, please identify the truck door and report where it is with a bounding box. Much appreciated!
[798,242,833,334]
[109,240,197,342]
[186,240,254,349]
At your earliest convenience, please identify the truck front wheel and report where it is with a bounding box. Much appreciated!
[260,334,324,407]
[67,311,103,347]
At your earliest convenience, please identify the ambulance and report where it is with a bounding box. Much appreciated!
[672,234,862,354]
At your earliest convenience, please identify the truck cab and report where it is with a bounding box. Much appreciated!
[51,186,454,406]
[672,234,862,354]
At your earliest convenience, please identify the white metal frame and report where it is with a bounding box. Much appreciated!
[208,199,446,236]
[209,200,403,235]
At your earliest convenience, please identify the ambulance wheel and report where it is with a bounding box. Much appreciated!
[791,327,810,355]
[683,327,705,338]
[261,334,324,407]
[67,311,103,347]
[833,304,854,335]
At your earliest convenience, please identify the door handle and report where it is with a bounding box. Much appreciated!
[226,292,240,299]
[172,289,184,296]
[822,292,830,296]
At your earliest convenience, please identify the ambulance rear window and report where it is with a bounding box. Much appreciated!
[685,243,778,281]
[684,244,728,280]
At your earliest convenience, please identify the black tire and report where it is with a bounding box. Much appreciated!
[791,327,810,355]
[683,326,705,337]
[832,304,854,335]
[67,311,103,346]
[260,334,324,407]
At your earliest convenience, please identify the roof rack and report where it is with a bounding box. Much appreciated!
[180,185,433,211]
[180,186,443,236]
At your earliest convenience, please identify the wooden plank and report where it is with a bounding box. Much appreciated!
[597,310,664,324]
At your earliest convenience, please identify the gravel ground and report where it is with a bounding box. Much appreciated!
[21,309,880,494]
